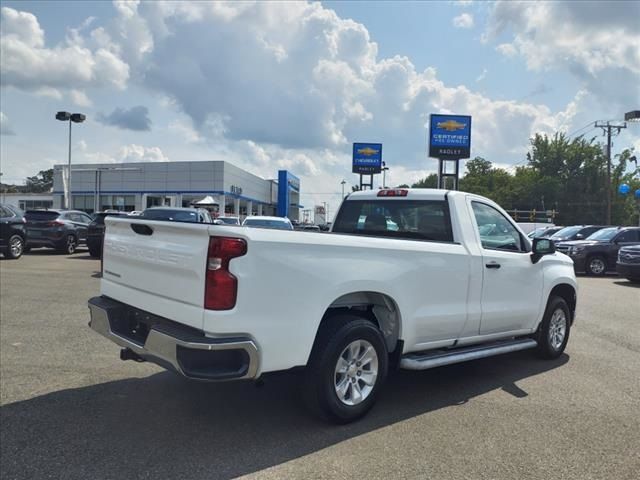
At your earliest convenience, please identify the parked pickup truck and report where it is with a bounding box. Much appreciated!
[88,188,577,423]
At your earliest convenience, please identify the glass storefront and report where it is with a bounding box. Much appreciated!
[18,199,54,211]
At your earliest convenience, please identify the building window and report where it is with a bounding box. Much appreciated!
[100,194,136,212]
[72,195,96,213]
[18,199,54,210]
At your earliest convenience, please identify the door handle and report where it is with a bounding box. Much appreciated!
[485,262,501,269]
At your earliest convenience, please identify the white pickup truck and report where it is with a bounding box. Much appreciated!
[89,188,577,423]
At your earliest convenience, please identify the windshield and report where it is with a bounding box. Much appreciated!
[586,227,618,241]
[333,200,453,242]
[243,219,292,230]
[550,226,582,239]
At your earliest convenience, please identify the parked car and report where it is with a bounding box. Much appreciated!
[302,225,321,232]
[528,226,564,239]
[0,204,27,259]
[242,216,294,230]
[558,226,640,275]
[616,245,640,282]
[215,216,241,225]
[87,211,130,258]
[24,209,93,254]
[89,188,576,423]
[139,207,213,223]
[550,225,606,248]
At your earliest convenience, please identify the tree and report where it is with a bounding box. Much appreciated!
[411,173,438,188]
[25,169,54,193]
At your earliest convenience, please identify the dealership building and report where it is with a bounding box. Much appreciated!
[51,161,302,220]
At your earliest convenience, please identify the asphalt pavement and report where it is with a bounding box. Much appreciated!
[1,251,639,479]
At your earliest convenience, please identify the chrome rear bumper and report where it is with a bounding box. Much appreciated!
[88,296,259,381]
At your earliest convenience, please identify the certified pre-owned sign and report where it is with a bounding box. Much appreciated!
[429,114,471,159]
[352,143,383,174]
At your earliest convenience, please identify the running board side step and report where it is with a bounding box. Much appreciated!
[399,338,538,371]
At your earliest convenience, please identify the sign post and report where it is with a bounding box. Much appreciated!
[428,114,471,190]
[352,143,382,190]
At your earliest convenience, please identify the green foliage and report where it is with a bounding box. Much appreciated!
[411,173,437,188]
[25,169,54,193]
[410,134,639,225]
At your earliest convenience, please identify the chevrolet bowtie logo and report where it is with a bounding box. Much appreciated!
[357,147,380,156]
[436,120,466,131]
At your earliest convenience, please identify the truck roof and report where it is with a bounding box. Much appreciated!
[347,188,459,201]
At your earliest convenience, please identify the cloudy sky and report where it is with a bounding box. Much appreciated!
[1,0,639,212]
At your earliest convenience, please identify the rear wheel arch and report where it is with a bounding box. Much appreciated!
[315,291,402,354]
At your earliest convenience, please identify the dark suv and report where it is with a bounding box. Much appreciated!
[0,204,27,259]
[551,225,606,251]
[87,211,129,258]
[558,226,640,276]
[24,209,93,254]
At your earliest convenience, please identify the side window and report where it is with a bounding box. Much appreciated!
[68,213,81,223]
[472,202,524,252]
[80,213,93,224]
[616,230,639,243]
[0,206,9,217]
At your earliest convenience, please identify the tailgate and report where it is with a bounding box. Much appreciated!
[101,217,211,329]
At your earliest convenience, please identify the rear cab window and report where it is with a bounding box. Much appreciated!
[332,199,454,242]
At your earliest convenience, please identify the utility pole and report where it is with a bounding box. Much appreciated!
[595,121,626,225]
[340,179,346,199]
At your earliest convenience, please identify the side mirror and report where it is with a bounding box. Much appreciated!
[531,238,555,264]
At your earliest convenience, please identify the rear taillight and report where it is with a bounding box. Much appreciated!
[205,237,247,310]
[47,220,65,226]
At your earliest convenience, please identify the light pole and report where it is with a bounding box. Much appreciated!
[56,111,86,209]
[381,161,389,188]
[340,179,346,199]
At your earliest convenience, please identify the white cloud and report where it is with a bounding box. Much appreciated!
[0,7,130,99]
[476,68,488,82]
[69,90,92,107]
[496,43,517,57]
[1,1,608,204]
[484,1,640,108]
[102,0,577,172]
[118,144,168,163]
[453,13,474,29]
[0,111,15,135]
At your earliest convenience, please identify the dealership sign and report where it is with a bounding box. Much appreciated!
[352,143,382,174]
[429,114,471,159]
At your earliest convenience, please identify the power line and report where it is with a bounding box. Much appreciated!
[566,121,595,139]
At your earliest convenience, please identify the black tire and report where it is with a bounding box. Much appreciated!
[535,296,571,359]
[6,235,24,259]
[585,255,607,276]
[303,315,388,423]
[58,234,77,254]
